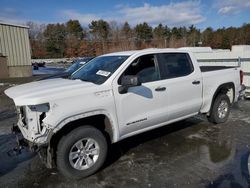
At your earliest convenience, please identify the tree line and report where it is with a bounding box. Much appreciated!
[27,20,250,58]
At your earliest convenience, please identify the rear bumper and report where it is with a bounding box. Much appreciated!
[245,86,250,98]
[238,84,246,100]
[245,92,250,99]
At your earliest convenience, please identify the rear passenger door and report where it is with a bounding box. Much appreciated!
[157,53,203,120]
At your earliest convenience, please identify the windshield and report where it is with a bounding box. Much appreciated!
[71,55,129,84]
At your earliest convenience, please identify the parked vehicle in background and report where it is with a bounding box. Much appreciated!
[66,57,94,74]
[32,62,45,70]
[5,49,245,179]
[39,57,94,80]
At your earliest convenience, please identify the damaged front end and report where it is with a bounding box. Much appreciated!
[12,103,54,168]
[16,103,51,143]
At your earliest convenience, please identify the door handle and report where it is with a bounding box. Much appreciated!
[192,80,200,85]
[155,87,166,91]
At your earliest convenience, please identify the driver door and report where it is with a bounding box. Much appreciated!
[112,54,169,137]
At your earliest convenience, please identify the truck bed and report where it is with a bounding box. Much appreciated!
[200,66,237,72]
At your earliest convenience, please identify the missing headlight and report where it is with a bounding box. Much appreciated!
[39,112,46,125]
[29,103,50,112]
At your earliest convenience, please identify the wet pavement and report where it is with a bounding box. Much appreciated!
[1,78,250,188]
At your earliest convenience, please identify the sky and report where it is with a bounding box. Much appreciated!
[0,0,250,30]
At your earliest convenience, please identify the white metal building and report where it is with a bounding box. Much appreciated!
[0,21,31,78]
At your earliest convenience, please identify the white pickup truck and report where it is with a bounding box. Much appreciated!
[5,49,245,179]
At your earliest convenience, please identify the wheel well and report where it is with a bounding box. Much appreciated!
[210,82,235,112]
[49,114,113,165]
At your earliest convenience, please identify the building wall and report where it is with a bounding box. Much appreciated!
[0,22,31,77]
[8,66,32,77]
[0,56,9,78]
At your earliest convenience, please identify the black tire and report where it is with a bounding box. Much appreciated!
[208,94,231,124]
[56,126,107,179]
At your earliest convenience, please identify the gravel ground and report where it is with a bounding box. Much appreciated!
[0,77,250,188]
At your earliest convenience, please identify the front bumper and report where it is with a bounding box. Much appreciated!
[12,124,54,168]
[12,124,43,151]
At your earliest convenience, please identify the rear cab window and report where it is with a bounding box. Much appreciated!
[157,53,194,79]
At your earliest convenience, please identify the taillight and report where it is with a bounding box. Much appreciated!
[240,70,244,85]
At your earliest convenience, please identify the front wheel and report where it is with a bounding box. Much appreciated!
[208,94,231,124]
[56,126,107,179]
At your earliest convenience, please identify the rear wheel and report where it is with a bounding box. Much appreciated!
[56,126,107,179]
[208,94,231,124]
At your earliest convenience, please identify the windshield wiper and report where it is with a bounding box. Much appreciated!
[80,78,91,82]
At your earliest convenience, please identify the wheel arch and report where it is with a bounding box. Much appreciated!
[51,111,117,142]
[45,111,118,167]
[208,82,235,114]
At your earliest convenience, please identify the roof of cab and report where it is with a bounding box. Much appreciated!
[101,48,189,56]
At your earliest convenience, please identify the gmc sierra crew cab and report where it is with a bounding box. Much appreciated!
[5,48,245,179]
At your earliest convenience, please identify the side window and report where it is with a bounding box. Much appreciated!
[120,54,160,83]
[158,53,194,79]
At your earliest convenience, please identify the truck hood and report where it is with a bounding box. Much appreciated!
[4,78,96,106]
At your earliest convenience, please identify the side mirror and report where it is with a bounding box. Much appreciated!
[119,75,141,94]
